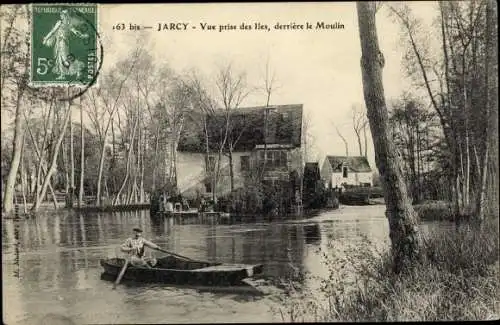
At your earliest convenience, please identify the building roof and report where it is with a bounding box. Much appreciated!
[305,162,320,169]
[326,156,372,173]
[177,104,303,152]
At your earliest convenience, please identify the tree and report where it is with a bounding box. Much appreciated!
[388,95,439,203]
[1,5,29,214]
[32,98,72,211]
[185,71,219,201]
[78,97,85,207]
[481,0,498,220]
[86,48,139,206]
[351,104,368,157]
[357,2,422,272]
[390,2,493,221]
[259,55,281,180]
[214,63,250,193]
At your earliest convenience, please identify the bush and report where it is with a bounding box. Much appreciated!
[414,200,454,222]
[274,218,499,322]
[339,186,385,205]
[225,181,264,214]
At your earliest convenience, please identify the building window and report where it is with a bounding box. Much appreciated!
[279,151,287,167]
[266,151,274,166]
[259,150,287,168]
[342,166,348,178]
[241,155,250,171]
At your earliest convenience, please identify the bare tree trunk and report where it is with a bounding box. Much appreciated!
[355,128,363,156]
[416,123,422,202]
[69,110,75,207]
[3,89,25,214]
[151,126,160,191]
[32,103,72,212]
[79,100,85,208]
[49,178,58,210]
[96,139,107,205]
[463,62,471,213]
[229,148,234,192]
[140,128,145,202]
[0,5,22,93]
[33,104,52,203]
[480,0,499,220]
[95,58,138,205]
[357,2,422,272]
[406,112,417,202]
[335,126,349,156]
[20,134,27,213]
[363,124,368,158]
[133,127,140,203]
[62,136,70,206]
[114,109,139,205]
[24,112,58,210]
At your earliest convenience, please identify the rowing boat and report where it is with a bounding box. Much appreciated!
[100,255,264,286]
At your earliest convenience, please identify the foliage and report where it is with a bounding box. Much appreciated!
[303,180,328,209]
[388,95,443,203]
[413,200,454,222]
[388,1,498,218]
[274,218,499,321]
[221,180,264,214]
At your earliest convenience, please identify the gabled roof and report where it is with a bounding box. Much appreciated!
[178,104,303,152]
[326,156,372,173]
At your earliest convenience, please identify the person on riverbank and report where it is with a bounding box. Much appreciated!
[120,228,159,268]
[164,197,174,216]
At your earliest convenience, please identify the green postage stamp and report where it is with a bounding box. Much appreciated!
[30,3,99,87]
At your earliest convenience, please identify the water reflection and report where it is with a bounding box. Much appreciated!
[304,223,321,244]
[3,206,392,324]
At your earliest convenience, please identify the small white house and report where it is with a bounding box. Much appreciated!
[320,156,373,188]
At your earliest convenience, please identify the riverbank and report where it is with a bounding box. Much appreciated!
[276,217,499,321]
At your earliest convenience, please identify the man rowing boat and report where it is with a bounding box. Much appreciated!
[121,227,159,268]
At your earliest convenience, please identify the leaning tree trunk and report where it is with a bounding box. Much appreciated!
[32,103,72,211]
[24,113,59,210]
[113,110,138,205]
[357,2,422,272]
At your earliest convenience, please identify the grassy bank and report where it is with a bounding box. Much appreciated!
[275,217,499,321]
[414,200,455,222]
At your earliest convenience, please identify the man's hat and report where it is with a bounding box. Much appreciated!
[132,227,143,233]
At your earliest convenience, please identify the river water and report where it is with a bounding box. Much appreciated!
[2,205,395,324]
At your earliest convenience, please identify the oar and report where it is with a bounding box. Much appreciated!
[155,247,195,261]
[113,257,129,289]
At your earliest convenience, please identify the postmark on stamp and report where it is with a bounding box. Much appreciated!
[29,3,101,91]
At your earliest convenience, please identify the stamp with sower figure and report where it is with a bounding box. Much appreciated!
[30,3,100,89]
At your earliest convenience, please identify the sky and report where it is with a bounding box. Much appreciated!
[2,2,439,170]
